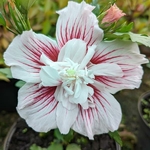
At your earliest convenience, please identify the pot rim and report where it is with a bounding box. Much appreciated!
[3,119,18,150]
[138,90,150,129]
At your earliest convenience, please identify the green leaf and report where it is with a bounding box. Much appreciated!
[0,57,4,65]
[54,128,64,141]
[8,3,23,33]
[15,0,37,11]
[22,128,28,133]
[0,12,6,26]
[0,68,12,78]
[109,131,122,146]
[39,132,50,138]
[63,130,74,143]
[15,80,26,88]
[54,129,74,143]
[29,144,47,150]
[146,60,150,68]
[47,143,63,150]
[66,144,81,150]
[0,72,9,82]
[116,22,133,33]
[104,32,130,41]
[129,32,150,47]
[91,0,100,16]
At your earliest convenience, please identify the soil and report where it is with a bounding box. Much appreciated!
[6,119,118,150]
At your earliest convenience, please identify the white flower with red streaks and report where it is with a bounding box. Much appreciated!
[4,1,148,139]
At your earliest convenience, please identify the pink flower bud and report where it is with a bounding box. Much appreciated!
[102,4,126,24]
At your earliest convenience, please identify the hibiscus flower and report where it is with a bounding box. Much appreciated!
[4,1,148,139]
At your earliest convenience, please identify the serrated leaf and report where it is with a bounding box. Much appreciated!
[129,32,150,47]
[0,12,6,26]
[66,144,81,150]
[109,131,122,146]
[47,143,63,150]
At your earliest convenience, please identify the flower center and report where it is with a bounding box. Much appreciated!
[66,69,76,77]
[57,58,94,99]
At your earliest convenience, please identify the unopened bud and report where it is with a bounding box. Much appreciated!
[102,4,126,24]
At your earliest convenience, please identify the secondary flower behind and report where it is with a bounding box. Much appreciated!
[4,1,148,139]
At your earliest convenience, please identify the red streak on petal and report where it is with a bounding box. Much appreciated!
[34,86,56,102]
[31,38,59,62]
[92,86,110,113]
[92,48,124,64]
[70,18,77,39]
[65,20,69,42]
[70,25,75,39]
[95,76,121,87]
[86,27,94,46]
[22,45,44,68]
[20,35,60,70]
[60,25,65,47]
[23,85,58,117]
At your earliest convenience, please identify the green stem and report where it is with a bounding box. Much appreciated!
[6,26,18,35]
[26,13,31,30]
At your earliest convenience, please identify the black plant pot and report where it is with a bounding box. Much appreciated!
[0,79,18,112]
[137,91,150,150]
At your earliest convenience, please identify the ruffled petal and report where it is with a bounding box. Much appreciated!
[55,85,77,111]
[17,83,58,132]
[91,40,148,93]
[95,66,144,94]
[72,89,122,139]
[56,1,103,48]
[40,66,61,86]
[56,102,78,134]
[58,39,87,63]
[89,63,123,77]
[4,30,59,83]
[69,84,89,104]
[10,66,40,83]
[79,45,96,69]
